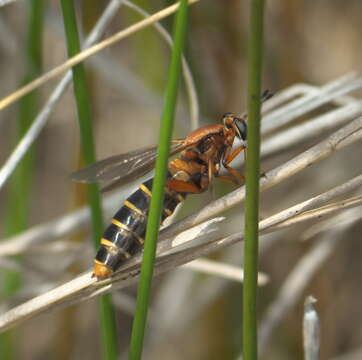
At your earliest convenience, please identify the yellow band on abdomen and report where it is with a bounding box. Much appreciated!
[124,200,145,216]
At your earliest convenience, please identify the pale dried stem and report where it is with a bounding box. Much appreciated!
[301,205,362,241]
[0,0,201,112]
[258,174,362,233]
[257,215,353,356]
[122,0,199,128]
[271,195,362,231]
[262,73,362,133]
[0,0,125,190]
[303,296,320,360]
[0,193,358,333]
[183,258,269,285]
[0,0,200,190]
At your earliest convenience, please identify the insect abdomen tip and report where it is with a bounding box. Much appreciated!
[93,262,114,279]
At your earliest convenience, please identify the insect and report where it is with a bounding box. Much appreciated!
[73,113,250,279]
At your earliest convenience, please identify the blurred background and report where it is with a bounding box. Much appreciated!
[0,0,362,359]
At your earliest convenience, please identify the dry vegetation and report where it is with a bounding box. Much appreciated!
[0,1,361,359]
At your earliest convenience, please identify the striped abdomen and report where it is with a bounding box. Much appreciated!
[93,176,184,278]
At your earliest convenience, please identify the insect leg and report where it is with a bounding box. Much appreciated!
[224,145,246,165]
[217,174,239,185]
[221,145,246,183]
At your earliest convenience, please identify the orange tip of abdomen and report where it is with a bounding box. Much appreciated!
[92,261,114,279]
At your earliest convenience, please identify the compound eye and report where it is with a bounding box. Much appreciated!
[235,119,247,141]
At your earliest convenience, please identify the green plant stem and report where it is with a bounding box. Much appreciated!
[128,1,188,359]
[0,1,44,359]
[243,1,265,360]
[60,2,118,360]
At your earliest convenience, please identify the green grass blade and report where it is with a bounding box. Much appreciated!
[0,1,44,358]
[128,1,189,359]
[59,1,102,250]
[243,1,265,359]
[60,2,118,359]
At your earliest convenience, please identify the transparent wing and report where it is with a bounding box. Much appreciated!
[71,142,187,190]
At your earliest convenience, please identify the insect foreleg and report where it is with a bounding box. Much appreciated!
[224,145,246,165]
[221,145,246,183]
